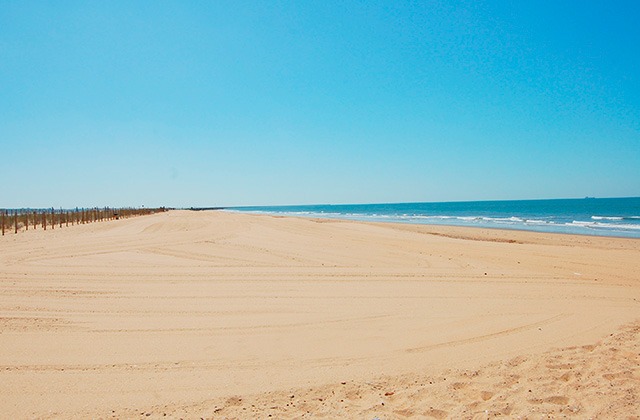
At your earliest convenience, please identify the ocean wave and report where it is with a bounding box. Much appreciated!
[568,221,640,231]
[592,215,640,221]
[486,216,524,223]
[227,198,640,238]
[524,219,553,225]
[267,212,640,232]
[245,210,640,230]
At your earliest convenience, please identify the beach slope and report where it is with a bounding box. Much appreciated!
[1,210,639,418]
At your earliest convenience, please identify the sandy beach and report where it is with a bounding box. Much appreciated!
[1,210,639,418]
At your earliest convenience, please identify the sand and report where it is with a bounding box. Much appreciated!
[1,210,639,418]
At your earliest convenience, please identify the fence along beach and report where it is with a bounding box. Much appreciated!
[0,207,167,235]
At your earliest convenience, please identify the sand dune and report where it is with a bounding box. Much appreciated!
[1,210,639,418]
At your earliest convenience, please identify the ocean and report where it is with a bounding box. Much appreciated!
[229,197,640,238]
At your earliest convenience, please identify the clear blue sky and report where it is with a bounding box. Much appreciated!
[1,0,639,208]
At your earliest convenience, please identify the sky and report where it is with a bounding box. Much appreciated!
[1,0,639,208]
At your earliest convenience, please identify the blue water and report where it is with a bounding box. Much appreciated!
[229,197,640,238]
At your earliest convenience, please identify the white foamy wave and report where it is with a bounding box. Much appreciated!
[421,215,455,220]
[469,216,524,224]
[599,223,640,231]
[570,221,594,226]
[591,216,624,220]
[568,221,640,231]
[488,216,524,223]
[525,219,553,225]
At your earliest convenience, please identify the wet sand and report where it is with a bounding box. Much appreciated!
[1,210,639,418]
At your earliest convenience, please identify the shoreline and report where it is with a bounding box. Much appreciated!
[226,210,640,240]
[240,210,640,246]
[1,210,639,417]
[223,196,640,239]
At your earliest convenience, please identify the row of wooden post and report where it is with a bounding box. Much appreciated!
[1,207,166,236]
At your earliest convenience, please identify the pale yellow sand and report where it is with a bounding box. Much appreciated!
[1,210,639,418]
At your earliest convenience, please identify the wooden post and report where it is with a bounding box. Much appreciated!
[66,212,69,227]
[14,211,18,234]
[60,209,63,228]
[25,212,28,231]
[43,211,47,231]
[51,208,54,230]
[33,211,37,230]
[1,210,4,236]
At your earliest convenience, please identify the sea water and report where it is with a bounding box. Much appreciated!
[229,197,640,238]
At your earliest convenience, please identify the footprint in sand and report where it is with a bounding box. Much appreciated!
[424,408,448,419]
[559,371,572,382]
[480,390,494,401]
[393,408,415,417]
[544,395,569,405]
[451,382,468,390]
